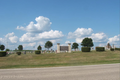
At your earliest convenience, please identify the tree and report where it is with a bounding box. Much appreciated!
[81,37,94,47]
[45,41,53,50]
[37,45,42,50]
[5,48,10,51]
[0,45,5,51]
[15,48,17,51]
[18,45,23,51]
[72,42,79,51]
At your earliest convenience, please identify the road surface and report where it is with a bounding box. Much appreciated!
[0,63,120,80]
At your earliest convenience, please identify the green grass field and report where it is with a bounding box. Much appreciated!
[0,50,120,69]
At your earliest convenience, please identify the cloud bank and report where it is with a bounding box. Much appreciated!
[0,16,119,50]
[19,30,64,42]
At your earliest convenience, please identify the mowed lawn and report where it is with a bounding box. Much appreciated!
[0,50,120,69]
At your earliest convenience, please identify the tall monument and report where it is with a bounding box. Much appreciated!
[57,43,60,53]
[68,43,71,53]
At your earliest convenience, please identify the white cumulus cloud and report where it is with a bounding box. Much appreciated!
[68,28,93,43]
[0,38,3,45]
[50,39,62,44]
[5,32,18,44]
[76,38,84,43]
[0,32,18,50]
[98,43,106,47]
[9,36,18,43]
[65,41,71,44]
[16,26,25,30]
[19,30,64,42]
[23,42,36,48]
[68,28,93,39]
[90,32,108,42]
[17,16,52,33]
[108,34,120,44]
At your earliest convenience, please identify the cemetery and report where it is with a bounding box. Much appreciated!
[0,38,120,69]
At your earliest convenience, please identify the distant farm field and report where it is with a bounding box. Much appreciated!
[0,50,120,69]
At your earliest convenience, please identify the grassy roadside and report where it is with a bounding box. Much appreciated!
[0,50,120,69]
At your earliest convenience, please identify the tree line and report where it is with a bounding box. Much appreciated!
[0,37,94,51]
[16,37,94,51]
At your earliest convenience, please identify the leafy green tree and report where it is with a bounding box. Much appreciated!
[37,45,42,50]
[81,37,94,47]
[0,45,5,51]
[72,42,79,51]
[18,45,23,51]
[15,48,17,51]
[45,41,53,50]
[5,48,10,51]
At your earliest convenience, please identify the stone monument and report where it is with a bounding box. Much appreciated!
[57,43,71,53]
[68,43,71,53]
[57,43,60,53]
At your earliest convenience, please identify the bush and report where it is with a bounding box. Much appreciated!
[110,48,114,51]
[16,52,21,55]
[115,48,120,51]
[35,50,41,54]
[96,47,105,51]
[81,47,90,52]
[0,51,7,57]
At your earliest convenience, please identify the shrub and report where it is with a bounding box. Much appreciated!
[96,47,105,51]
[115,48,120,51]
[35,50,41,54]
[0,51,7,57]
[81,47,90,52]
[16,52,21,55]
[110,48,114,51]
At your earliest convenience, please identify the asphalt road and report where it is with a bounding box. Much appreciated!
[0,63,120,80]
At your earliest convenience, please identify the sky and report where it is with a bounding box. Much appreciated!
[0,0,120,50]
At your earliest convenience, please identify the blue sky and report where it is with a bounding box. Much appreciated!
[0,0,119,50]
